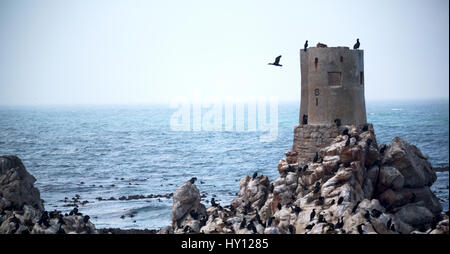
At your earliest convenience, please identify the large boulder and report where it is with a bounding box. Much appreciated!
[172,180,201,228]
[382,137,436,188]
[0,156,44,211]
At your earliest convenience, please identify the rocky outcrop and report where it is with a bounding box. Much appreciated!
[167,124,448,234]
[0,155,97,234]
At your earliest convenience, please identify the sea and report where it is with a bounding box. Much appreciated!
[0,99,448,230]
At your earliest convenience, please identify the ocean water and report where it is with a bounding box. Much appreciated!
[0,100,448,229]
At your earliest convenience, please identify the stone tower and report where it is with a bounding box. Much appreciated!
[293,45,368,164]
[299,46,366,126]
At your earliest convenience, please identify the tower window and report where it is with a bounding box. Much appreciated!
[340,56,343,62]
[328,72,342,87]
[314,57,318,70]
[360,71,364,85]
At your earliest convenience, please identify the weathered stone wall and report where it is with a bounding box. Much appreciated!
[300,47,367,126]
[292,124,340,164]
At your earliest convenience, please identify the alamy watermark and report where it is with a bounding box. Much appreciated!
[170,96,278,142]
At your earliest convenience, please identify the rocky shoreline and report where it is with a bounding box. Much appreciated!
[165,124,449,234]
[1,124,449,234]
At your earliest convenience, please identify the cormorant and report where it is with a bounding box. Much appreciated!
[371,209,382,218]
[310,209,316,221]
[288,224,295,234]
[337,196,344,205]
[313,182,321,193]
[353,38,360,50]
[305,223,315,230]
[277,203,282,210]
[211,198,218,207]
[357,224,364,234]
[189,177,197,184]
[304,40,308,52]
[268,55,282,67]
[351,201,361,214]
[313,152,319,163]
[334,118,341,127]
[252,171,258,179]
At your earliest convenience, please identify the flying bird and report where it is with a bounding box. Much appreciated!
[268,55,282,67]
[353,38,360,50]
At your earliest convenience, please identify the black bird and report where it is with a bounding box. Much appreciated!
[335,217,344,229]
[329,199,335,206]
[244,201,252,211]
[313,152,319,163]
[317,196,325,205]
[304,40,308,52]
[337,197,344,205]
[288,224,295,234]
[310,209,316,221]
[255,213,263,225]
[189,210,199,220]
[362,124,369,132]
[247,221,257,233]
[302,114,308,125]
[277,203,282,211]
[342,128,349,136]
[351,201,361,214]
[379,144,387,154]
[269,183,274,193]
[83,215,90,223]
[303,165,308,171]
[387,218,392,229]
[57,225,66,234]
[183,225,193,233]
[189,177,197,184]
[353,38,360,50]
[268,55,282,67]
[240,218,247,229]
[313,182,321,193]
[211,198,218,207]
[364,210,371,221]
[252,171,258,179]
[371,209,382,218]
[390,223,396,232]
[318,214,327,223]
[291,205,302,215]
[334,118,342,127]
[287,164,295,172]
[267,217,273,227]
[345,137,350,147]
[305,223,315,230]
[327,222,335,231]
[357,224,364,234]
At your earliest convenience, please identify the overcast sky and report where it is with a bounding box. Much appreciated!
[0,0,448,105]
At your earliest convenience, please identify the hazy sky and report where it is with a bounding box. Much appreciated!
[0,0,448,105]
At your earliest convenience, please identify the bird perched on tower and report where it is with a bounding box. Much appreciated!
[353,38,360,50]
[304,40,308,51]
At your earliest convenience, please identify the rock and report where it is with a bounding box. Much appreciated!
[394,204,435,228]
[378,166,404,192]
[171,180,201,227]
[0,155,44,211]
[382,137,436,188]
